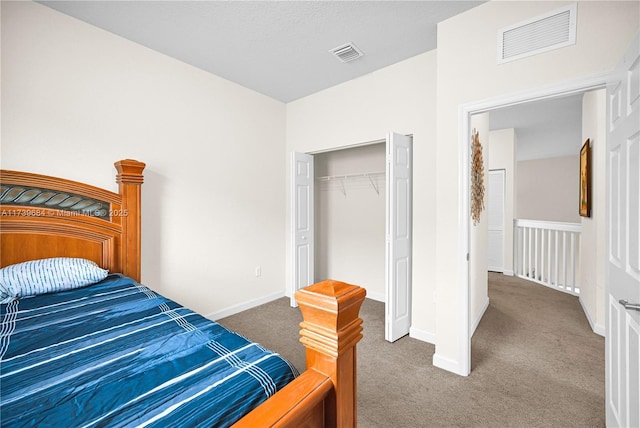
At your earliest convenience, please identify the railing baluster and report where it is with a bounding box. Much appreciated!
[547,229,552,285]
[562,232,567,290]
[521,228,527,275]
[515,224,520,276]
[527,227,532,278]
[540,229,547,282]
[533,228,540,279]
[555,230,559,287]
[570,233,576,293]
[513,220,581,296]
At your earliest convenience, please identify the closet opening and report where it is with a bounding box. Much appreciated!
[290,132,412,342]
[314,143,387,303]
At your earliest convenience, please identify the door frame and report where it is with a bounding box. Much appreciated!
[456,72,611,376]
[290,135,413,338]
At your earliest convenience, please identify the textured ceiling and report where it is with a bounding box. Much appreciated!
[39,0,484,102]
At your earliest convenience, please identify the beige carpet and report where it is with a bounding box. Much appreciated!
[221,273,605,427]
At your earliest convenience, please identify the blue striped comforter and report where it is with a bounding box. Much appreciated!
[0,274,298,427]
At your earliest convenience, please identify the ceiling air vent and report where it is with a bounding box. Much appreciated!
[329,42,364,63]
[498,3,577,64]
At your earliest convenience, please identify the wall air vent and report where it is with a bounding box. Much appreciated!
[498,3,577,64]
[329,42,364,63]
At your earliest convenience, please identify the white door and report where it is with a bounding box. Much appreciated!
[385,132,412,342]
[291,152,314,307]
[487,170,505,273]
[606,34,640,428]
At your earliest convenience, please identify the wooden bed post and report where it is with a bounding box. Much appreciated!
[234,280,365,428]
[114,159,145,282]
[296,280,366,427]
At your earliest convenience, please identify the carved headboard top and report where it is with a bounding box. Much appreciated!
[0,182,111,219]
[0,160,145,281]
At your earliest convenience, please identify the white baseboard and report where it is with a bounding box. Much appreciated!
[409,327,435,344]
[206,291,284,321]
[470,297,490,337]
[366,290,385,303]
[578,296,605,337]
[503,269,514,276]
[433,353,468,376]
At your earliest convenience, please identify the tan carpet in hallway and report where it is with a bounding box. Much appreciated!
[220,272,605,427]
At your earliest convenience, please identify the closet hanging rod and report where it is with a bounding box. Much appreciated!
[316,171,385,181]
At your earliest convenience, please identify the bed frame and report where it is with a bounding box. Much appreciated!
[0,160,365,427]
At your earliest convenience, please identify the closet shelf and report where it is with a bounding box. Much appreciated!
[316,171,385,195]
[316,171,385,181]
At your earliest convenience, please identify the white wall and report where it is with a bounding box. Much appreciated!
[489,128,517,276]
[469,113,490,336]
[578,89,606,336]
[435,0,639,375]
[314,144,386,301]
[0,1,287,317]
[516,156,580,223]
[286,50,438,342]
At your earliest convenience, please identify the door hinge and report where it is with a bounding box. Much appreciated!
[466,253,470,261]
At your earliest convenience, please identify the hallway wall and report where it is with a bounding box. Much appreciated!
[578,89,606,336]
[517,156,580,223]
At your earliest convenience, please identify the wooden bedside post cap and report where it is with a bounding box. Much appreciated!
[295,280,365,328]
[300,279,362,298]
[295,280,366,358]
[115,159,146,184]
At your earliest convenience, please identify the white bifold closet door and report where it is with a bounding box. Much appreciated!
[290,152,314,307]
[385,132,412,342]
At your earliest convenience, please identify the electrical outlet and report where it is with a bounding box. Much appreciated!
[255,266,261,277]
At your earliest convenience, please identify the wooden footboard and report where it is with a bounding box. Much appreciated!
[235,280,366,428]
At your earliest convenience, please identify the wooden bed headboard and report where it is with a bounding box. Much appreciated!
[0,160,145,281]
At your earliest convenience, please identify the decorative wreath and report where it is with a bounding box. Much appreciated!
[470,129,485,225]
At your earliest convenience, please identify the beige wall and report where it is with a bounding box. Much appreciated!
[579,89,606,335]
[489,128,517,276]
[435,0,639,374]
[286,51,438,341]
[516,155,580,223]
[1,1,288,317]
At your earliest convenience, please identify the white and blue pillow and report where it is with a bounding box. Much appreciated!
[0,257,109,303]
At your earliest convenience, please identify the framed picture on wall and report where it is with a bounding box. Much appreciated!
[579,139,591,217]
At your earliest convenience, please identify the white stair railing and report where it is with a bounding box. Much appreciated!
[514,219,582,295]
